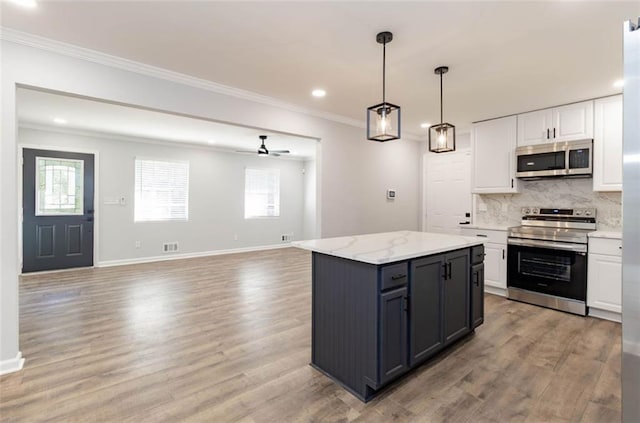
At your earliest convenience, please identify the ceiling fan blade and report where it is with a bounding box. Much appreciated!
[235,150,257,154]
[270,150,290,154]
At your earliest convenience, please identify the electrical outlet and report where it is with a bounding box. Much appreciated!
[234,234,238,241]
[501,203,509,213]
[135,241,141,249]
[162,242,179,253]
[281,233,294,242]
[478,203,488,212]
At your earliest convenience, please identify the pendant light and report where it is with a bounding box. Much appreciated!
[428,66,456,153]
[367,31,401,142]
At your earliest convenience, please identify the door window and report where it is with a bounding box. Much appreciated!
[35,157,84,216]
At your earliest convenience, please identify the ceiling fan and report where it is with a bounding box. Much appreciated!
[236,135,290,157]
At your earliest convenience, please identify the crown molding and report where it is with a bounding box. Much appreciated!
[1,27,423,142]
[18,122,312,161]
[1,28,364,126]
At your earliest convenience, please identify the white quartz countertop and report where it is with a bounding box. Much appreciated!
[588,231,622,240]
[292,231,484,265]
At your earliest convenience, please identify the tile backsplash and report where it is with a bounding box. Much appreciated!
[475,178,622,230]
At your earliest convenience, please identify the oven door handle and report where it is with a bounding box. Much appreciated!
[507,238,587,253]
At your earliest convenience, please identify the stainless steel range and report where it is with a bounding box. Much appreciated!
[507,207,596,316]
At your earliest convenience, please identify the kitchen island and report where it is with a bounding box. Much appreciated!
[293,231,485,402]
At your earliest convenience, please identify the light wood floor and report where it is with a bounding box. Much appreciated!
[0,248,621,422]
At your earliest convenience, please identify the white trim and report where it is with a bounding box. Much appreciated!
[2,28,424,142]
[18,144,101,271]
[0,352,25,375]
[588,307,622,323]
[96,243,293,268]
[485,285,507,297]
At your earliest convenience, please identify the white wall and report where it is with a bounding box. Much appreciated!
[302,159,317,240]
[1,39,420,364]
[19,127,307,264]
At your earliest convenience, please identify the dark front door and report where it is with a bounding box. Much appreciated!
[22,149,95,273]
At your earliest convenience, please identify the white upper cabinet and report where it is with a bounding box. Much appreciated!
[553,101,594,142]
[472,116,519,193]
[593,95,623,192]
[517,100,594,146]
[517,109,553,146]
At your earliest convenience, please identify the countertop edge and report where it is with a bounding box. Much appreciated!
[588,231,623,240]
[293,238,485,265]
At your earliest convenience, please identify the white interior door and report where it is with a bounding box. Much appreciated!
[423,150,472,234]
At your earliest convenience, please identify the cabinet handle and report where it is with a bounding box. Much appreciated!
[547,128,550,139]
[391,273,407,281]
[476,234,488,238]
[502,249,505,260]
[403,296,409,312]
[553,128,556,138]
[511,178,514,188]
[473,272,480,287]
[447,262,452,280]
[442,263,448,280]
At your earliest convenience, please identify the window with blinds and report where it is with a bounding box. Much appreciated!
[134,159,189,222]
[245,168,280,218]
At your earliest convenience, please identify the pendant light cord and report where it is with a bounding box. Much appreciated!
[440,71,443,126]
[382,41,386,105]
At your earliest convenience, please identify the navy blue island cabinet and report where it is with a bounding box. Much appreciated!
[310,245,484,402]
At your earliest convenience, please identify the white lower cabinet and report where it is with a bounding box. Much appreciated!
[461,228,507,296]
[587,237,622,322]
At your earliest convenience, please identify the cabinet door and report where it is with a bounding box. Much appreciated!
[587,254,622,313]
[517,109,553,146]
[409,255,444,366]
[379,287,408,384]
[593,96,623,191]
[471,263,484,329]
[443,250,470,345]
[552,101,594,142]
[472,116,519,194]
[484,243,506,289]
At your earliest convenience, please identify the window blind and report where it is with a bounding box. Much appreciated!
[134,159,189,222]
[245,168,280,218]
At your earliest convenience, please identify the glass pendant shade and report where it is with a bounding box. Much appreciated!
[367,102,401,142]
[367,31,401,142]
[428,123,455,153]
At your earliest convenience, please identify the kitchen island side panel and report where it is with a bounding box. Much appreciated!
[311,252,378,398]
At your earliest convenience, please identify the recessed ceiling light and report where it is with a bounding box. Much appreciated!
[53,118,67,125]
[613,79,624,88]
[420,122,431,129]
[9,0,37,8]
[311,89,326,98]
[207,140,216,145]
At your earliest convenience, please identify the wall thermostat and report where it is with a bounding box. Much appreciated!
[387,189,396,200]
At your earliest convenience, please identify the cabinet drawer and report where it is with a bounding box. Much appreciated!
[460,228,508,244]
[589,238,622,256]
[471,245,485,265]
[380,262,409,291]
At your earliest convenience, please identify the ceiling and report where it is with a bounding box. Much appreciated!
[17,88,318,159]
[2,1,637,136]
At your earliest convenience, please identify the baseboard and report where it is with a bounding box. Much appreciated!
[96,243,292,268]
[0,352,25,375]
[485,285,507,297]
[588,307,622,323]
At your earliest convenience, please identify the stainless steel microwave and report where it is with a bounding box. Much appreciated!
[515,139,593,179]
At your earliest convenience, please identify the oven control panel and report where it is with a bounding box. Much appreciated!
[521,207,596,218]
